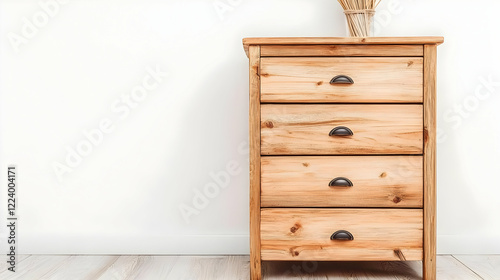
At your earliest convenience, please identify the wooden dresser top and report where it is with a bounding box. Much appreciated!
[242,37,444,56]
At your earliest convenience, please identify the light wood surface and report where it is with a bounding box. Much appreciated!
[0,254,30,273]
[436,256,483,279]
[261,208,423,261]
[243,37,445,56]
[261,156,423,207]
[261,57,423,103]
[0,255,117,280]
[423,44,437,280]
[0,255,72,279]
[261,45,423,57]
[93,255,154,279]
[261,104,423,155]
[3,255,496,279]
[107,256,248,280]
[0,255,250,280]
[30,256,119,280]
[245,38,441,280]
[249,45,262,280]
[454,255,500,280]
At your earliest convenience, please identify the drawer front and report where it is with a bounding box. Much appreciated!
[261,156,423,207]
[260,57,423,103]
[261,208,423,261]
[261,104,423,155]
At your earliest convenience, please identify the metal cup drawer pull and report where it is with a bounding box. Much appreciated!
[329,126,353,136]
[330,230,354,241]
[330,75,354,84]
[328,177,353,187]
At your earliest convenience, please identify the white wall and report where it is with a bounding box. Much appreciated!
[0,0,499,255]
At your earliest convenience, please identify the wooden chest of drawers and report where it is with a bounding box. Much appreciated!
[243,37,443,280]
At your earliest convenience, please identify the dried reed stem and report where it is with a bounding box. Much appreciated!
[337,0,380,37]
[337,0,381,10]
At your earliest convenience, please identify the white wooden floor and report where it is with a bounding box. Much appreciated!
[1,255,498,279]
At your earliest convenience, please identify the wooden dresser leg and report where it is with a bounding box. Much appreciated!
[423,257,436,280]
[250,257,261,280]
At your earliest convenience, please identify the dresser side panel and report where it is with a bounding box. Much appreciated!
[423,44,437,280]
[249,45,262,280]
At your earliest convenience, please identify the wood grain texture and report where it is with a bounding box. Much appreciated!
[0,255,117,280]
[423,44,437,280]
[0,256,250,280]
[0,254,30,273]
[92,255,145,279]
[436,256,483,279]
[0,255,72,280]
[4,255,497,280]
[261,104,423,155]
[167,256,249,280]
[260,57,423,103]
[249,45,262,280]
[37,256,119,280]
[106,256,248,280]
[261,45,423,57]
[243,37,445,56]
[454,255,500,280]
[261,156,423,207]
[261,208,423,261]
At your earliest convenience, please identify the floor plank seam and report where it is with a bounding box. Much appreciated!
[3,254,499,280]
[0,255,31,274]
[451,255,485,280]
[37,255,75,279]
[88,256,121,280]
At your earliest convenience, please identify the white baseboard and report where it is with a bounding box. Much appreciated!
[438,234,500,254]
[19,234,250,255]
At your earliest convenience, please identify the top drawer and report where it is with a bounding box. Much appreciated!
[260,57,423,103]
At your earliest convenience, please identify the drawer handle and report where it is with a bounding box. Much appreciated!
[330,75,354,84]
[328,177,353,187]
[329,126,353,136]
[330,230,354,241]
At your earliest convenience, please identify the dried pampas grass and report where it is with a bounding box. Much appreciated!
[337,0,382,37]
[337,0,381,10]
